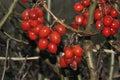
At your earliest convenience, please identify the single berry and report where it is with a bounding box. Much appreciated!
[21,20,30,31]
[111,19,119,29]
[28,31,37,40]
[64,47,74,59]
[72,45,83,57]
[110,8,118,18]
[103,15,113,26]
[48,42,57,54]
[102,26,111,37]
[60,56,68,68]
[49,31,61,44]
[75,15,84,25]
[81,0,90,7]
[39,26,51,38]
[38,38,49,50]
[74,2,84,12]
[54,24,66,35]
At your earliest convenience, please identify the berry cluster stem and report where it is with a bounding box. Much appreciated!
[0,0,19,29]
[85,0,97,32]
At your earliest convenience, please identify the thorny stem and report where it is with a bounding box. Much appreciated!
[0,0,19,29]
[1,39,10,80]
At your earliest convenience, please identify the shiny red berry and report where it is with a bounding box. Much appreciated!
[48,42,57,54]
[103,15,113,26]
[49,31,61,44]
[95,20,102,30]
[94,9,101,20]
[71,21,78,29]
[29,9,38,19]
[21,20,30,31]
[75,15,84,25]
[72,45,83,57]
[28,31,37,40]
[81,0,90,7]
[102,26,111,37]
[54,24,66,35]
[110,28,117,35]
[74,2,84,12]
[111,19,119,29]
[38,38,49,50]
[35,7,43,17]
[32,25,43,35]
[21,9,30,20]
[60,56,68,68]
[29,19,39,27]
[39,26,51,38]
[64,47,74,59]
[110,8,118,18]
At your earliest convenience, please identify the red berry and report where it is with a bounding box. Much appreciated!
[111,19,119,29]
[38,38,49,50]
[21,0,28,3]
[35,7,43,17]
[29,19,39,27]
[60,56,68,68]
[49,31,61,44]
[28,31,37,40]
[110,8,118,18]
[29,9,38,19]
[82,18,88,27]
[110,28,117,35]
[54,24,66,35]
[95,20,102,30]
[102,26,111,37]
[74,2,84,12]
[32,25,43,35]
[37,17,44,24]
[21,20,30,31]
[64,57,74,64]
[72,45,83,57]
[74,56,82,63]
[83,9,88,18]
[70,60,78,71]
[39,26,51,38]
[75,15,84,25]
[48,42,57,54]
[103,15,113,26]
[81,0,90,7]
[21,9,30,20]
[71,21,78,29]
[94,9,101,20]
[103,5,111,15]
[64,48,74,59]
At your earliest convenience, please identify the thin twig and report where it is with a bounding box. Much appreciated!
[3,31,29,44]
[42,2,97,36]
[0,0,19,29]
[0,56,39,61]
[1,39,10,80]
[108,51,115,80]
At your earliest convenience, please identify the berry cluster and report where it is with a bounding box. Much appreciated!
[95,0,119,37]
[60,45,83,70]
[21,6,66,54]
[73,0,120,37]
[72,0,90,29]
